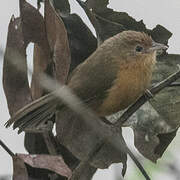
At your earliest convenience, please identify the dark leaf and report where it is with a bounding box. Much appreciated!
[151,54,180,130]
[62,14,97,72]
[132,103,169,162]
[150,25,172,45]
[56,108,127,170]
[97,8,172,44]
[77,0,125,44]
[24,133,49,154]
[94,14,125,44]
[134,129,160,163]
[134,118,177,162]
[125,54,180,162]
[53,0,70,16]
[70,162,97,180]
[18,154,72,178]
[85,0,109,13]
[108,105,169,162]
[13,155,29,180]
[78,0,172,45]
[45,0,71,84]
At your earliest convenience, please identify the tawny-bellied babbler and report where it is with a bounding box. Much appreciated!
[5,31,167,132]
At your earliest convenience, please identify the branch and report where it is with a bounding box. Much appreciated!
[126,148,150,180]
[115,69,180,128]
[0,139,15,157]
[169,82,180,87]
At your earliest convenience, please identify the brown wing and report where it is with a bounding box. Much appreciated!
[67,45,120,111]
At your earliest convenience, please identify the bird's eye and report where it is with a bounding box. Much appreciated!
[135,45,143,52]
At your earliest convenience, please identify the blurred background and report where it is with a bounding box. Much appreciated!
[0,0,180,179]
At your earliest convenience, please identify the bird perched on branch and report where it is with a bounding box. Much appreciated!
[5,30,167,132]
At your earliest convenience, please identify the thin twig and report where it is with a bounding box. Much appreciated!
[126,148,150,180]
[115,69,180,128]
[0,139,15,157]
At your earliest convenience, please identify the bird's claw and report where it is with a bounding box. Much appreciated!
[144,89,154,99]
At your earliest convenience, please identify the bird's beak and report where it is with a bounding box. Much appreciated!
[149,42,168,52]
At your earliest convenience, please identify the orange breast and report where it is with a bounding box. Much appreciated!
[97,56,155,116]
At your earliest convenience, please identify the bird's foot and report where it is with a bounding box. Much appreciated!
[144,89,154,100]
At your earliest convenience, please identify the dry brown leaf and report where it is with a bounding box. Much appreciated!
[3,16,32,116]
[53,0,97,72]
[19,0,52,99]
[31,43,51,99]
[20,0,47,45]
[45,0,71,84]
[18,154,72,178]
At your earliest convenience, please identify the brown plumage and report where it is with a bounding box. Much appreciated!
[5,30,167,133]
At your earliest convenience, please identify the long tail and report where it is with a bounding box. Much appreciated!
[5,93,59,134]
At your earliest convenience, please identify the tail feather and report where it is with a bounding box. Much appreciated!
[16,102,56,133]
[17,104,56,134]
[5,93,58,133]
[14,100,54,128]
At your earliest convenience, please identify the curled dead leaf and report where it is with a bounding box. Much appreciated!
[18,154,72,178]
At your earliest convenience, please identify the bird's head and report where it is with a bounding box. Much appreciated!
[112,30,168,62]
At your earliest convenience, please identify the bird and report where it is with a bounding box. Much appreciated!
[5,30,168,133]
